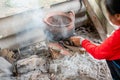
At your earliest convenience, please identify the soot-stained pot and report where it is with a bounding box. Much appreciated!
[44,11,75,41]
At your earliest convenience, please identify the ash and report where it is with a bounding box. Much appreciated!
[0,23,112,80]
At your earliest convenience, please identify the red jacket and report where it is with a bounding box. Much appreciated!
[82,29,120,60]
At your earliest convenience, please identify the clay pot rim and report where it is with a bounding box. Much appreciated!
[44,12,74,27]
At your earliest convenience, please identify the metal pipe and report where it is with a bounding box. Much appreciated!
[45,0,85,14]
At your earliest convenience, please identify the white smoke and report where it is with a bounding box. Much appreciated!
[7,0,41,8]
[0,0,75,49]
[0,0,48,49]
[14,9,47,48]
[45,14,75,41]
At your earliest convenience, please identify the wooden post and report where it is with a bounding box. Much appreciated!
[83,0,107,41]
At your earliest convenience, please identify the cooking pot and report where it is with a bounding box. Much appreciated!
[44,11,75,41]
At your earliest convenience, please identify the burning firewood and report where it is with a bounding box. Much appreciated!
[0,49,17,63]
[48,42,70,59]
[59,41,86,54]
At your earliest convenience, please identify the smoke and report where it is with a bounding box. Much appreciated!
[6,0,41,8]
[0,57,12,77]
[56,15,68,38]
[45,14,75,41]
[0,0,49,49]
[14,9,47,48]
[0,0,75,48]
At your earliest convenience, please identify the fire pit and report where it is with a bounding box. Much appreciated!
[44,11,75,41]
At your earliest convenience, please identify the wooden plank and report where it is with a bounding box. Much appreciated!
[0,28,46,49]
[83,0,107,41]
[0,0,66,18]
[88,0,107,33]
[100,0,115,35]
[95,0,101,6]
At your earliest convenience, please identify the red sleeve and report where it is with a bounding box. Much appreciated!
[81,29,120,60]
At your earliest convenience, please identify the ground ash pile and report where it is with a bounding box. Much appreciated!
[0,23,112,80]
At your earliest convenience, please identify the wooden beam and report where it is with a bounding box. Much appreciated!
[83,0,107,41]
[0,28,46,49]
